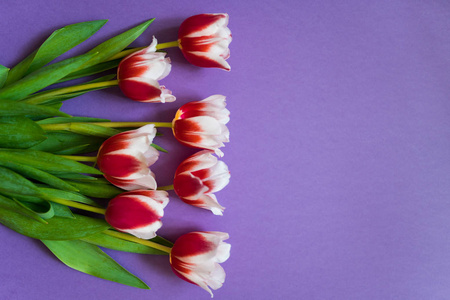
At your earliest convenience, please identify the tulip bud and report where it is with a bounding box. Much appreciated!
[174,150,229,215]
[105,190,169,239]
[172,95,230,157]
[97,124,159,190]
[118,36,175,103]
[178,13,232,71]
[170,231,230,297]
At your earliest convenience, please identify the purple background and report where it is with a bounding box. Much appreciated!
[1,0,450,299]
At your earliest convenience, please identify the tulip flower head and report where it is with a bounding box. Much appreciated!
[170,231,231,297]
[174,150,229,215]
[118,36,175,103]
[172,95,230,157]
[97,124,159,190]
[105,190,169,239]
[178,13,232,71]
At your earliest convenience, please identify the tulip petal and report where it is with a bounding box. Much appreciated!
[118,36,174,103]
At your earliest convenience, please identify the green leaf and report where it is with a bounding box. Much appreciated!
[0,209,109,240]
[23,75,117,105]
[4,20,108,86]
[37,116,110,124]
[0,166,41,196]
[0,52,98,101]
[0,99,68,117]
[66,180,123,199]
[0,116,47,148]
[67,123,121,138]
[30,131,104,154]
[56,173,99,181]
[151,143,168,153]
[19,200,55,220]
[59,59,120,83]
[52,202,75,218]
[76,19,154,72]
[39,187,100,207]
[41,239,149,289]
[0,159,78,192]
[82,232,171,255]
[0,194,47,224]
[0,149,102,175]
[0,65,9,88]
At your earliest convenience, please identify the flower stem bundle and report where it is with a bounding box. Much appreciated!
[0,13,232,297]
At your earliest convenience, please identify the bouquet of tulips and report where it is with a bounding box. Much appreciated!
[0,13,231,297]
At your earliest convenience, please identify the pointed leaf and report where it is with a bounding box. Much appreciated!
[0,194,47,224]
[82,232,172,255]
[78,19,154,71]
[0,65,9,88]
[56,173,99,181]
[59,59,120,83]
[0,209,109,240]
[39,187,101,207]
[30,131,104,154]
[0,166,41,196]
[52,202,75,218]
[68,123,121,138]
[4,20,108,85]
[0,99,69,117]
[41,239,149,289]
[0,149,102,175]
[0,52,98,101]
[0,159,78,192]
[66,180,123,199]
[37,116,110,124]
[19,200,55,220]
[0,116,47,148]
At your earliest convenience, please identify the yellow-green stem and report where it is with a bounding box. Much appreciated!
[24,80,119,104]
[59,155,97,162]
[157,184,174,191]
[48,197,106,215]
[40,121,173,131]
[92,122,173,128]
[103,229,172,254]
[106,41,179,61]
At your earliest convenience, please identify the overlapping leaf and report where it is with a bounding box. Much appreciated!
[4,20,108,86]
[42,239,149,289]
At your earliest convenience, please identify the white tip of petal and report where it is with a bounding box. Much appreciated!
[119,220,162,239]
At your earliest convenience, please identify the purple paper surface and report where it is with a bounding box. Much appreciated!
[1,0,450,299]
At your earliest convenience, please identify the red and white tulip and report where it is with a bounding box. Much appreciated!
[172,95,230,157]
[170,231,230,297]
[178,13,232,71]
[173,150,229,215]
[105,190,169,239]
[118,36,175,103]
[97,124,159,190]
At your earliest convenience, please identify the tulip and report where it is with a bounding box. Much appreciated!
[117,36,175,103]
[170,231,230,297]
[178,13,232,71]
[105,190,169,239]
[173,150,229,215]
[97,124,159,190]
[172,95,230,157]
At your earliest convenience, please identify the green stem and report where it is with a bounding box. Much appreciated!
[92,122,173,128]
[103,229,172,254]
[23,80,119,104]
[59,155,97,162]
[47,197,106,215]
[40,121,173,132]
[157,41,180,49]
[106,41,179,61]
[157,184,174,191]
